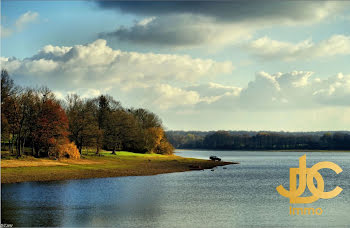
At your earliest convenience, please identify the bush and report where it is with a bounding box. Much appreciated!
[155,139,174,155]
[49,142,80,159]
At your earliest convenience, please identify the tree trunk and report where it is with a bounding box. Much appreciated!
[22,138,25,155]
[10,133,15,155]
[34,144,40,158]
[31,139,35,156]
[9,139,13,155]
[96,144,100,155]
[16,137,21,158]
[79,137,83,154]
[112,145,116,155]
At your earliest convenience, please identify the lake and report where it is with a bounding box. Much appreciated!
[2,150,350,227]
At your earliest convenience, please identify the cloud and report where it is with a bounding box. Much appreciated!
[96,1,349,47]
[140,82,243,110]
[184,82,242,105]
[188,82,242,97]
[1,11,39,38]
[97,1,346,25]
[99,14,253,47]
[149,71,350,111]
[1,39,234,90]
[245,35,350,61]
[141,84,201,110]
[53,88,110,100]
[2,38,348,113]
[215,71,349,110]
[15,11,39,31]
[239,71,314,109]
[312,73,350,106]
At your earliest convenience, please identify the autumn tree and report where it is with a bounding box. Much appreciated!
[145,127,174,154]
[33,98,70,157]
[1,69,20,153]
[128,108,173,154]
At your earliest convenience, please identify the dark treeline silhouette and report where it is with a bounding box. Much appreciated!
[1,69,173,158]
[166,130,350,150]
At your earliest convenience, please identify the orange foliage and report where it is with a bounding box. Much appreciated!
[34,99,69,153]
[147,127,163,146]
[146,127,174,154]
[158,139,174,155]
[54,142,80,159]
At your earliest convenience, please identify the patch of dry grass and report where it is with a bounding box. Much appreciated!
[1,159,68,168]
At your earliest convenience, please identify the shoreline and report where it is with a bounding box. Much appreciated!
[1,151,236,184]
[176,149,350,152]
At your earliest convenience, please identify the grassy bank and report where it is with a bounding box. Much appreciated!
[1,151,235,184]
[177,149,350,152]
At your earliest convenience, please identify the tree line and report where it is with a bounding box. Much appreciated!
[166,130,350,150]
[1,69,173,158]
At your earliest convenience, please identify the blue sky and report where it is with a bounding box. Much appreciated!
[1,1,350,131]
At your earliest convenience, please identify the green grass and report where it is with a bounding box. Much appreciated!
[1,149,234,184]
[85,150,164,157]
[1,148,165,160]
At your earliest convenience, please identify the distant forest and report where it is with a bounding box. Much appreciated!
[166,130,350,150]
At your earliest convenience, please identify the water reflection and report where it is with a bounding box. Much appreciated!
[2,150,350,227]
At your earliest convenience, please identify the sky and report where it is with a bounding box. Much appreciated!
[1,1,350,131]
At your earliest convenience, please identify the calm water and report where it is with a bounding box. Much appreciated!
[2,150,350,227]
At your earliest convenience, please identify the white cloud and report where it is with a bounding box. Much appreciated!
[188,82,242,97]
[53,88,110,100]
[1,11,39,38]
[15,11,39,31]
[246,35,350,61]
[218,71,350,110]
[1,39,236,111]
[151,71,350,111]
[142,84,201,110]
[239,71,315,109]
[313,35,350,56]
[2,37,349,114]
[312,73,350,106]
[141,82,243,110]
[1,39,234,89]
[138,70,350,111]
[137,17,156,26]
[184,82,242,106]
